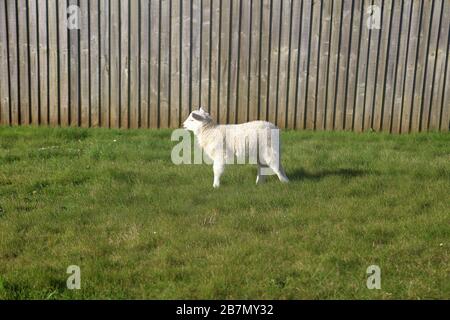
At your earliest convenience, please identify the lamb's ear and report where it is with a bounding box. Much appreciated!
[192,113,204,121]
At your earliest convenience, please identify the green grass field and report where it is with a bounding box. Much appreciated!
[0,126,449,299]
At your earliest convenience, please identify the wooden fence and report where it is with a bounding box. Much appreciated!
[0,0,449,132]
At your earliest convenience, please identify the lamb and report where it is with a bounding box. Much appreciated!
[183,107,289,188]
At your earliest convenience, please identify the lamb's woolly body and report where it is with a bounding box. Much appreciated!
[196,121,278,165]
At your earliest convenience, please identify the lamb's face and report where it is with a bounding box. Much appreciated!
[183,108,210,134]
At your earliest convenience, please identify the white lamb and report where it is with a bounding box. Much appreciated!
[183,107,289,188]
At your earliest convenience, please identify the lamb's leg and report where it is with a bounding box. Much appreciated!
[270,163,289,183]
[256,165,267,184]
[213,161,225,188]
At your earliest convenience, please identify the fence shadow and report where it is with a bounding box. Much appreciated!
[287,168,369,181]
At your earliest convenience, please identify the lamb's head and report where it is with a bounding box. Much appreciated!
[183,107,212,134]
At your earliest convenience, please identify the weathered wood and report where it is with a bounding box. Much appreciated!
[28,0,39,125]
[421,0,443,131]
[58,0,69,126]
[170,0,181,127]
[326,0,343,130]
[402,0,423,133]
[316,0,331,130]
[159,0,170,128]
[344,0,363,131]
[238,0,250,124]
[218,0,230,124]
[68,0,80,126]
[334,0,353,130]
[430,0,450,131]
[90,0,100,127]
[99,0,109,127]
[48,0,59,125]
[191,0,201,113]
[129,0,139,128]
[209,0,220,123]
[150,0,160,127]
[119,0,129,128]
[140,0,150,128]
[296,0,312,129]
[267,0,281,125]
[354,0,371,133]
[411,0,433,132]
[200,0,211,113]
[18,0,30,124]
[228,0,240,124]
[276,0,291,128]
[259,0,271,122]
[0,0,9,125]
[391,0,412,134]
[1,0,449,132]
[110,0,120,128]
[37,0,48,125]
[363,0,382,131]
[80,0,90,128]
[373,0,393,131]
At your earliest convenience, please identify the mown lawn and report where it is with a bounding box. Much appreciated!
[0,126,449,299]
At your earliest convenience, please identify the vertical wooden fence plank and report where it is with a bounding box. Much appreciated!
[286,0,301,128]
[411,0,433,132]
[391,0,412,134]
[0,0,9,125]
[58,0,69,126]
[316,0,331,130]
[296,0,311,129]
[363,0,381,131]
[326,0,343,130]
[209,0,220,123]
[354,0,371,133]
[110,0,120,128]
[227,0,239,123]
[18,0,30,124]
[120,0,129,128]
[421,0,443,131]
[218,0,230,124]
[129,0,139,128]
[440,31,450,131]
[344,0,362,130]
[48,0,59,125]
[381,0,402,132]
[79,0,90,127]
[140,0,150,128]
[38,0,48,125]
[89,0,99,127]
[170,0,181,127]
[28,0,39,125]
[249,0,262,122]
[267,0,281,125]
[200,0,211,113]
[238,0,250,124]
[190,0,201,112]
[99,0,109,127]
[430,0,450,131]
[373,0,392,131]
[69,0,80,126]
[401,0,422,133]
[150,0,160,127]
[305,0,320,129]
[160,0,170,128]
[334,0,353,130]
[277,0,291,128]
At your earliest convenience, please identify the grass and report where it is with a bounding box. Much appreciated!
[0,126,449,299]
